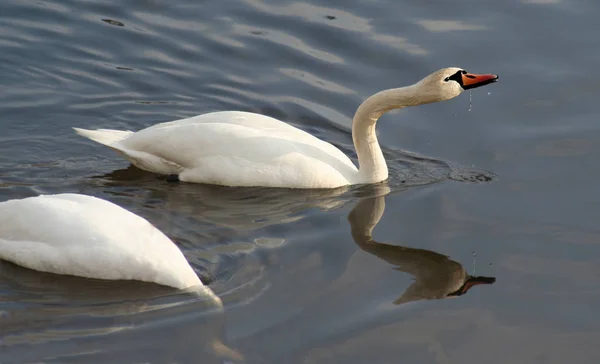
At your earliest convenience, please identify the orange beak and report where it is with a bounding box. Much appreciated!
[461,73,499,90]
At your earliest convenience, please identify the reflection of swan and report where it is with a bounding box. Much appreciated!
[95,167,408,234]
[223,186,495,362]
[0,261,241,363]
[96,165,351,231]
[0,194,219,302]
[74,68,497,188]
[348,194,495,304]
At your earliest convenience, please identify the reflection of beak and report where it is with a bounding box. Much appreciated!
[461,73,499,90]
[448,276,496,296]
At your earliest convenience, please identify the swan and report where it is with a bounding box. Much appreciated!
[74,67,498,189]
[0,193,220,303]
[348,193,495,304]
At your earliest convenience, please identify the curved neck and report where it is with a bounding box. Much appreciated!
[352,85,421,183]
[348,195,386,244]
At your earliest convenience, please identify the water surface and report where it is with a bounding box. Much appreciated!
[2,0,600,362]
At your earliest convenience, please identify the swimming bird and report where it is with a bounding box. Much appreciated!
[74,67,497,188]
[0,193,220,303]
[348,194,495,304]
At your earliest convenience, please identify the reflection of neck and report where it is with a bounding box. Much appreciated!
[352,84,429,184]
[348,195,386,244]
[348,194,496,304]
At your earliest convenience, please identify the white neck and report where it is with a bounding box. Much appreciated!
[352,85,423,184]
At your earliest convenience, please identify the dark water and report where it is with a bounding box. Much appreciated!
[2,0,600,362]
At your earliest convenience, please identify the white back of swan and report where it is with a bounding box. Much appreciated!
[74,67,497,188]
[0,194,218,301]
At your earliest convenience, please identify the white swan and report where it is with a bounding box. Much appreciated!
[0,193,220,302]
[74,67,497,189]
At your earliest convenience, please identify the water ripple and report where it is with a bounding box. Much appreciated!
[0,0,531,361]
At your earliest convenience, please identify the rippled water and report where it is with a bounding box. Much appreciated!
[2,0,600,362]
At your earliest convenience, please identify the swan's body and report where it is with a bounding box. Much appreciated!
[76,112,359,188]
[74,67,497,188]
[0,194,218,300]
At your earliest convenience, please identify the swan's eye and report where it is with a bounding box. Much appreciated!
[445,70,463,83]
[461,70,467,74]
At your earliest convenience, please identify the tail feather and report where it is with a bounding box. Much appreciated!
[73,128,133,147]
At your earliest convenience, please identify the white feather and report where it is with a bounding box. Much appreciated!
[73,67,495,188]
[0,193,220,304]
[76,111,358,188]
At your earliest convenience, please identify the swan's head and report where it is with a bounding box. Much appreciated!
[415,67,499,104]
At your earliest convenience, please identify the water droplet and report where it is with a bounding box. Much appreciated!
[487,92,492,96]
[468,90,472,112]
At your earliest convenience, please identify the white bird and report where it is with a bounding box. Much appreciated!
[74,67,498,189]
[0,193,220,303]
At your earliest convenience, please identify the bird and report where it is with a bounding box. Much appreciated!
[74,67,498,189]
[0,193,220,304]
[348,193,495,305]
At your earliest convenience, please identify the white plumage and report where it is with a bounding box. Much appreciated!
[74,67,497,188]
[0,193,220,303]
[75,111,358,188]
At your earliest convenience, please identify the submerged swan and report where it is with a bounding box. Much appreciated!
[0,193,219,302]
[74,67,498,189]
[349,194,495,304]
